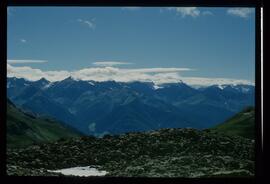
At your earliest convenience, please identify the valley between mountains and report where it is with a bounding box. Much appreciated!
[7,77,254,136]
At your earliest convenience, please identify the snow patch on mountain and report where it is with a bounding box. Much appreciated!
[88,81,95,85]
[217,85,226,90]
[43,83,53,89]
[153,85,163,90]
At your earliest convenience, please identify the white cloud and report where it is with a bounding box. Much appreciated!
[7,60,48,64]
[77,18,96,29]
[227,8,253,18]
[124,68,193,73]
[7,64,69,81]
[20,39,27,43]
[92,61,133,67]
[180,77,254,87]
[166,7,213,18]
[70,67,192,84]
[167,7,200,17]
[7,64,253,86]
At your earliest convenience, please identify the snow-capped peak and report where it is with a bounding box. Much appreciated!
[63,76,80,81]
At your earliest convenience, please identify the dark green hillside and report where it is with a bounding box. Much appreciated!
[7,99,81,148]
[211,107,255,139]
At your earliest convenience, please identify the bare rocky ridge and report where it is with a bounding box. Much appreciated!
[7,128,254,177]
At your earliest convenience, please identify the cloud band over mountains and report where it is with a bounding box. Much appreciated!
[7,64,254,86]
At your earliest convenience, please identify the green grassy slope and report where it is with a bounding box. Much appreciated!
[211,107,255,139]
[7,99,81,148]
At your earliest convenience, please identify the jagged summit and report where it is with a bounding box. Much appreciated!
[7,76,254,88]
[35,78,50,86]
[61,76,79,82]
[38,77,50,83]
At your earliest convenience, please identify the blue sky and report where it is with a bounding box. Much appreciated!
[7,7,255,85]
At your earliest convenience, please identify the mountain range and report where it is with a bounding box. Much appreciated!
[7,77,255,135]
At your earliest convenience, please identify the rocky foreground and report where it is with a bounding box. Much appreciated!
[7,128,254,177]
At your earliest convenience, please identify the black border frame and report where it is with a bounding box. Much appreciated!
[0,0,264,184]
